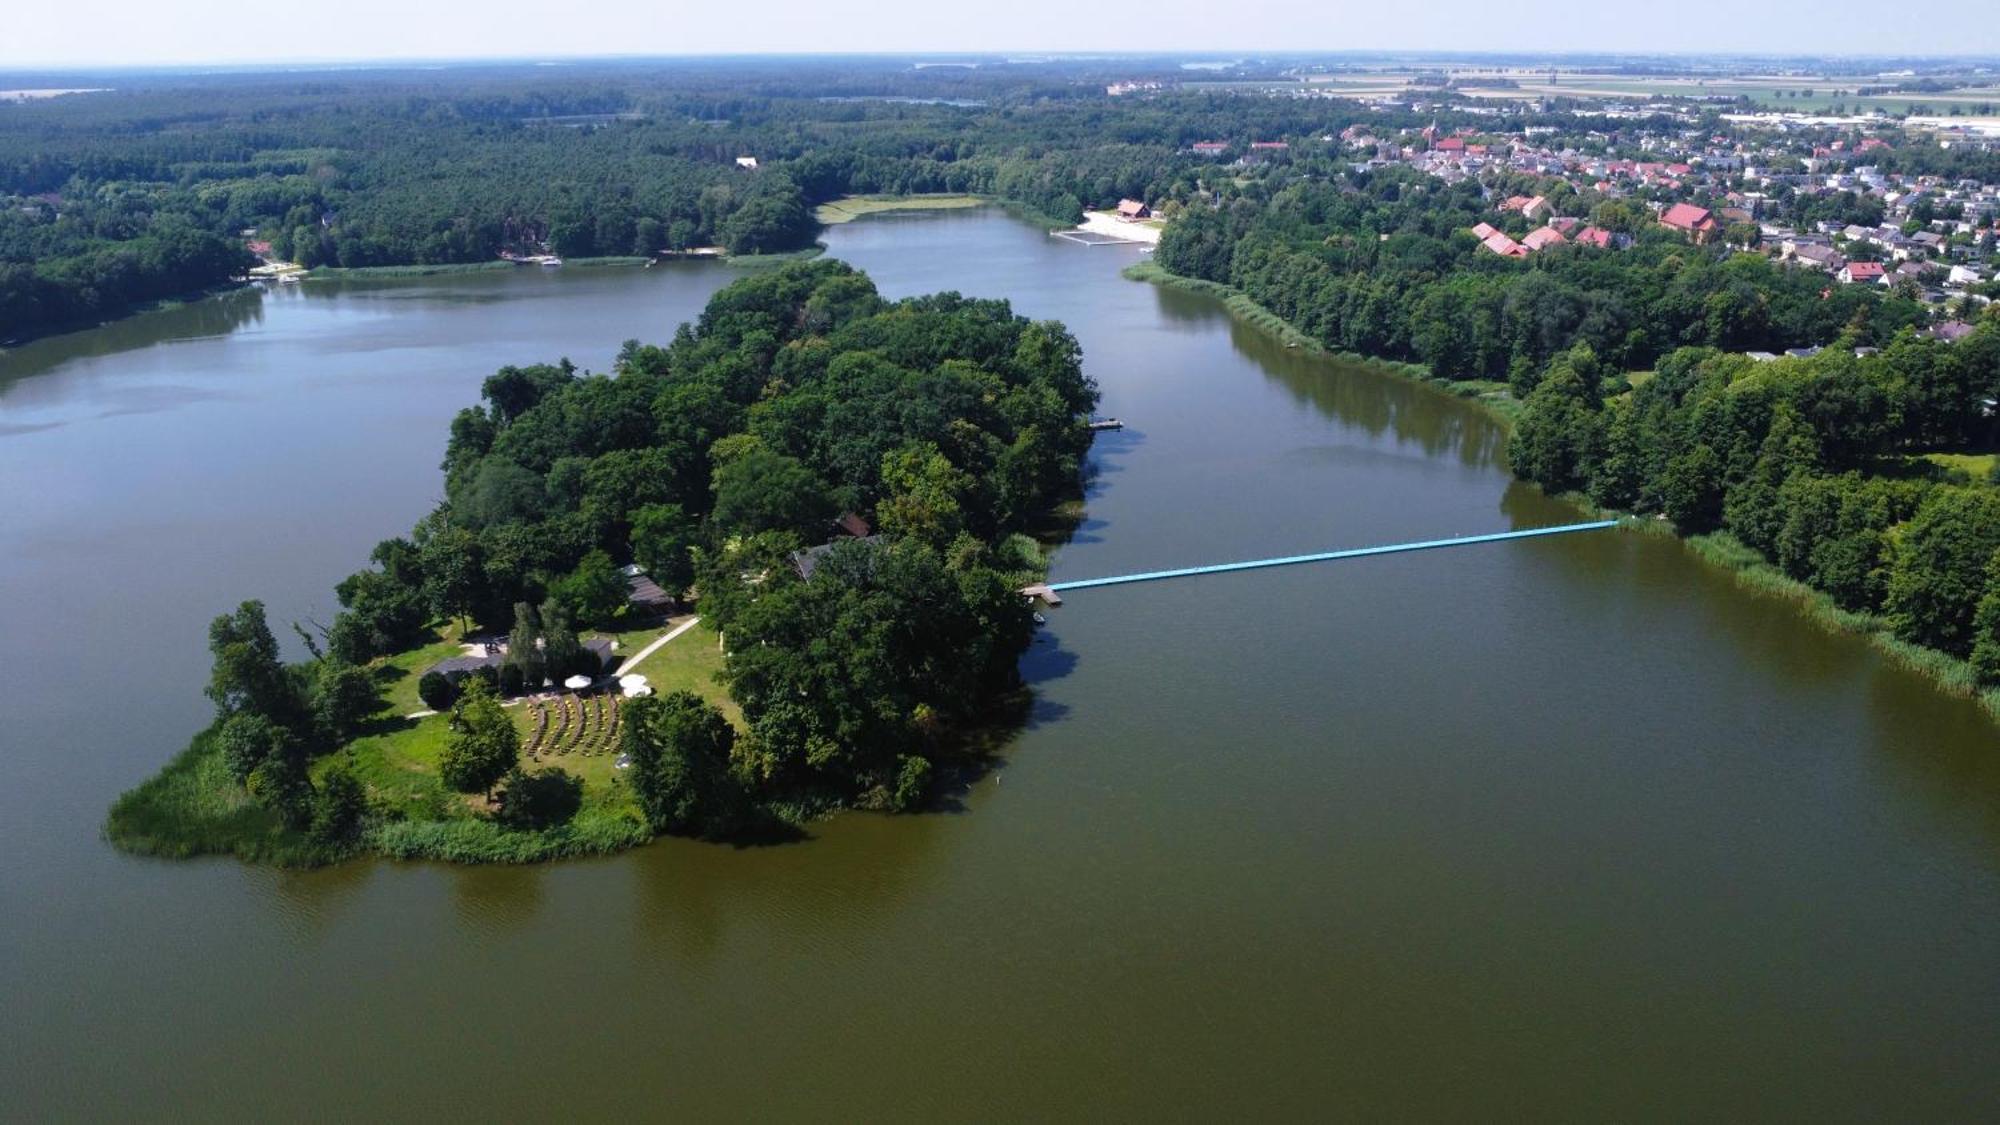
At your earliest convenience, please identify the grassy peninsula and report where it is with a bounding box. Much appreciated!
[108,260,1097,865]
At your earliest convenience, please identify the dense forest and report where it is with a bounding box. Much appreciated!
[0,59,1380,340]
[111,260,1100,858]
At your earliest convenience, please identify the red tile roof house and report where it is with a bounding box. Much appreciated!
[1115,199,1152,220]
[1471,221,1500,241]
[1839,261,1886,284]
[1481,232,1529,258]
[1521,226,1568,252]
[1189,141,1229,157]
[1659,202,1720,244]
[1520,195,1551,222]
[1572,226,1616,249]
[1435,136,1466,152]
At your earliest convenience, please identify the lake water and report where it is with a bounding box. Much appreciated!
[3,210,1998,1119]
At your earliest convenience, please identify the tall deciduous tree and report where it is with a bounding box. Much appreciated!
[712,449,833,536]
[206,601,303,726]
[1886,489,2000,655]
[629,503,699,598]
[440,679,519,798]
[622,691,742,838]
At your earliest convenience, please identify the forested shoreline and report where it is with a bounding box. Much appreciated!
[0,60,1307,340]
[1149,171,2000,709]
[107,260,1100,863]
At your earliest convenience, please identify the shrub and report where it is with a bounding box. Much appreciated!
[417,670,457,711]
[247,752,315,830]
[495,767,584,830]
[215,711,281,785]
[892,754,933,812]
[498,662,526,697]
[309,763,368,846]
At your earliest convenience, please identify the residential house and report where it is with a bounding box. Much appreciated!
[1521,226,1568,251]
[622,564,678,616]
[1659,202,1719,243]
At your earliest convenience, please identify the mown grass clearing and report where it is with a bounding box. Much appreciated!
[814,194,989,225]
[1921,451,1998,483]
[624,618,741,727]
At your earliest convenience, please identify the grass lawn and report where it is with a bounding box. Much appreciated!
[624,618,741,727]
[332,616,726,823]
[814,194,989,225]
[373,624,466,715]
[110,615,727,866]
[591,613,694,669]
[1921,451,1998,483]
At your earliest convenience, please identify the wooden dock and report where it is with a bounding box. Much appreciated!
[1018,584,1063,607]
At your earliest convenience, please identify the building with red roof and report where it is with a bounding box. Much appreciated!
[1521,226,1568,252]
[1659,202,1720,244]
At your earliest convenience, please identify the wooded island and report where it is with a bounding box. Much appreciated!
[107,261,1098,863]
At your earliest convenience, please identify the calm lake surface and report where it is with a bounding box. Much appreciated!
[4,210,1999,1119]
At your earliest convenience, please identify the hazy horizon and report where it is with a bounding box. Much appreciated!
[8,0,2000,70]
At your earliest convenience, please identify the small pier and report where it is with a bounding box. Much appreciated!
[1018,584,1064,607]
[1051,230,1141,246]
[1086,418,1124,431]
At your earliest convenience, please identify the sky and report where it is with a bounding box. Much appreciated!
[5,0,1999,69]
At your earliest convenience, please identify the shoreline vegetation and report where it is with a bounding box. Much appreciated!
[107,259,1099,867]
[1123,257,2000,723]
[1121,260,1524,422]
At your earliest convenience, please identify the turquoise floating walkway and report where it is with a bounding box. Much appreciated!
[1045,520,1619,593]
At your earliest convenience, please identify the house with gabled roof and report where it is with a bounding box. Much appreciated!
[1521,226,1567,251]
[1660,202,1720,243]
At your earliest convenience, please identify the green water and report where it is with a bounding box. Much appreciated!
[2,210,1997,1119]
